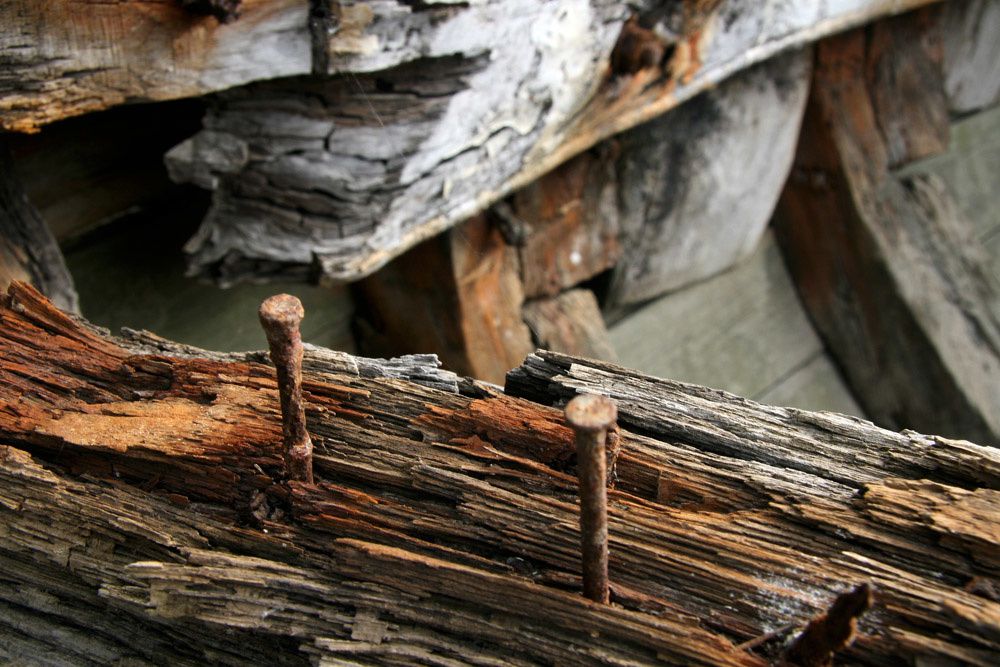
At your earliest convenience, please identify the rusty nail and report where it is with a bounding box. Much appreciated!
[259,294,313,484]
[565,393,617,604]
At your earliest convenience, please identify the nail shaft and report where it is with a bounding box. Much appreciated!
[259,294,313,484]
[565,393,617,604]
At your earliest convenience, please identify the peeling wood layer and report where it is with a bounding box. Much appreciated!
[0,0,312,133]
[157,0,942,284]
[0,283,998,664]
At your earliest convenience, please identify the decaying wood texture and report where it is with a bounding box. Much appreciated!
[1,282,998,665]
[354,214,533,384]
[155,0,943,284]
[605,48,811,308]
[0,0,312,134]
[0,144,78,313]
[773,14,1000,446]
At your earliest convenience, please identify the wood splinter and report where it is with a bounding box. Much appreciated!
[259,294,314,484]
[784,583,874,666]
[565,393,618,604]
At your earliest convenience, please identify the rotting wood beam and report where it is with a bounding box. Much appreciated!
[155,0,947,284]
[773,10,1000,446]
[0,283,997,664]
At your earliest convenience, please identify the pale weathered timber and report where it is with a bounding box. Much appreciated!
[774,17,1000,446]
[0,143,78,313]
[941,0,1000,114]
[2,282,998,665]
[523,289,618,363]
[0,0,313,134]
[605,48,811,308]
[895,103,1000,280]
[609,232,863,416]
[160,0,942,285]
[354,214,534,384]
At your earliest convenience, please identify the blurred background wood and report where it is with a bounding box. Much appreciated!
[774,12,1000,446]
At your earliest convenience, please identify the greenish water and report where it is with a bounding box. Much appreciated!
[63,189,354,354]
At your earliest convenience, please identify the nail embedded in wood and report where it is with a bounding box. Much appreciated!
[259,294,314,484]
[565,393,618,604]
[784,583,874,666]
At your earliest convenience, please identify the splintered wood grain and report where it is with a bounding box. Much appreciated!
[1,283,998,665]
[0,0,311,133]
[158,0,944,285]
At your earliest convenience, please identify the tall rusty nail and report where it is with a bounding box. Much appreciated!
[565,393,617,604]
[259,294,314,484]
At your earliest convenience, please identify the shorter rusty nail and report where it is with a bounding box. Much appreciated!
[259,294,313,484]
[565,393,617,604]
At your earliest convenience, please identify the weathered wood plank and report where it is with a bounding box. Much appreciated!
[864,8,949,168]
[896,103,1000,243]
[605,48,811,307]
[941,0,1000,114]
[161,0,942,284]
[773,21,1000,445]
[2,282,999,665]
[0,0,312,133]
[354,215,533,384]
[0,143,78,313]
[523,289,617,363]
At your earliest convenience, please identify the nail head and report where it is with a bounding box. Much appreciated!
[259,294,305,330]
[565,394,617,433]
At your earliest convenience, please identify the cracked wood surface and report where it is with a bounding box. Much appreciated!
[0,0,312,134]
[152,0,943,284]
[0,282,997,665]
